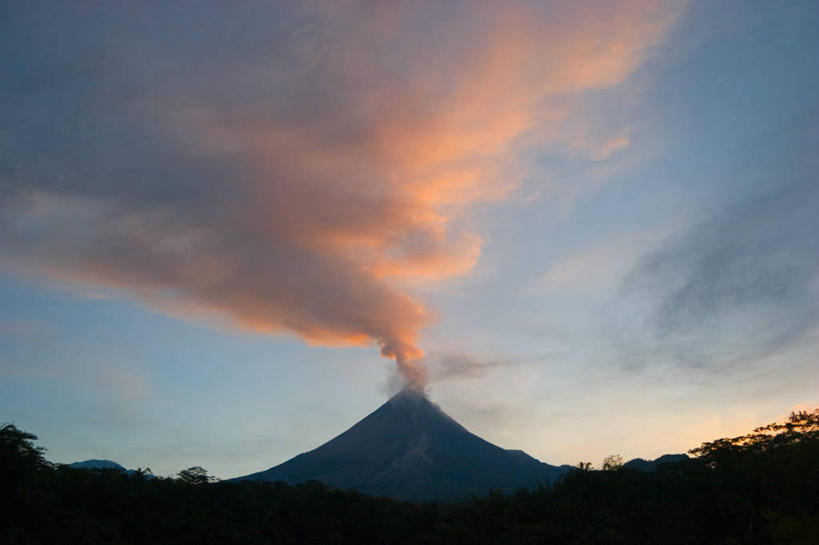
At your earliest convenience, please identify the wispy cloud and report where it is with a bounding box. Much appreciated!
[537,229,674,295]
[622,178,819,367]
[424,351,540,383]
[0,353,151,401]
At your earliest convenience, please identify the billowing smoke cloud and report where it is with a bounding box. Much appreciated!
[0,1,676,387]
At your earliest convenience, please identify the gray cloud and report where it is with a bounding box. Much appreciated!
[424,352,540,382]
[623,174,819,366]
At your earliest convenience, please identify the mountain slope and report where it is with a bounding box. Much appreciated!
[235,389,569,501]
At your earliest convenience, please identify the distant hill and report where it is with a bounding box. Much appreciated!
[67,459,153,478]
[67,459,128,471]
[234,388,571,501]
[623,453,688,471]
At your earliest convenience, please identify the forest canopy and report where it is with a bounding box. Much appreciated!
[1,410,817,544]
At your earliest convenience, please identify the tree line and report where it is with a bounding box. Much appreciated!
[1,410,817,544]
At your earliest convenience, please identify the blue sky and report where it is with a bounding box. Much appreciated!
[2,0,818,477]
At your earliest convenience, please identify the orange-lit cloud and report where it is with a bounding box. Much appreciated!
[0,1,679,387]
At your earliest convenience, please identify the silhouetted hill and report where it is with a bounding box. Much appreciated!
[235,388,569,501]
[623,453,688,471]
[66,458,155,478]
[67,459,127,471]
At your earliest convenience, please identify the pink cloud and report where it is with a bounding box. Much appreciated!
[1,1,680,387]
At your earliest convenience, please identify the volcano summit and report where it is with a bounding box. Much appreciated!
[235,389,570,501]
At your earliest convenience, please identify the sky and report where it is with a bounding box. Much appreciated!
[1,0,818,478]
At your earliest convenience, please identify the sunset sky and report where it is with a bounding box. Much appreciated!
[2,0,818,478]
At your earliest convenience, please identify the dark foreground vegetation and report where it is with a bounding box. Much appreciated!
[2,410,817,545]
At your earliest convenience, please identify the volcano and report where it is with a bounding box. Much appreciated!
[235,388,570,501]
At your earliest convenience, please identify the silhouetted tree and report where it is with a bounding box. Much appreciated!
[176,465,215,484]
[0,423,49,488]
[2,411,818,544]
[602,454,623,471]
[690,408,819,469]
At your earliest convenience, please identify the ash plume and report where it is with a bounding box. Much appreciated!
[0,1,677,386]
